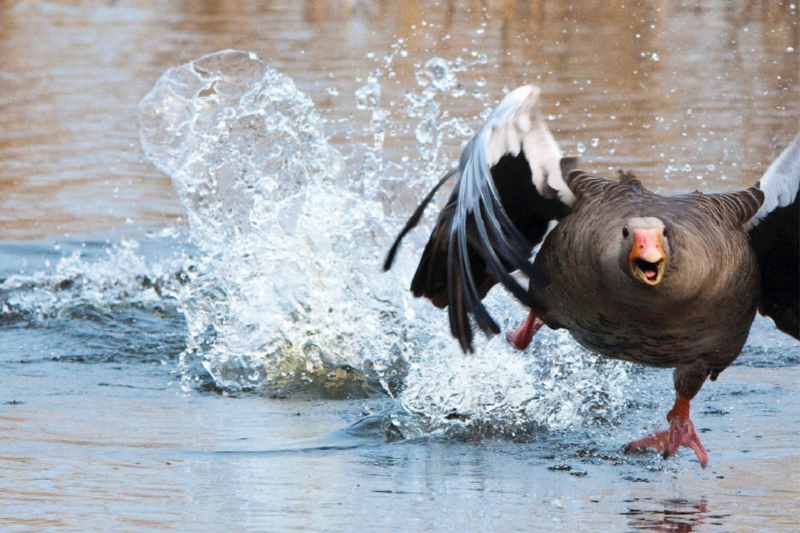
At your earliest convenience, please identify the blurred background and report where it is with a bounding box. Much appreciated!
[0,0,797,239]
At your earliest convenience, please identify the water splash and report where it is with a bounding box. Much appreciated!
[354,68,388,192]
[0,235,184,322]
[138,50,418,395]
[405,57,474,176]
[0,232,188,366]
[137,49,634,435]
[388,295,633,439]
[354,53,473,194]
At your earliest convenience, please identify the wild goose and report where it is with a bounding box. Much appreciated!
[384,85,799,467]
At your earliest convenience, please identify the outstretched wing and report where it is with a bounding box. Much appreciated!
[385,85,577,351]
[748,134,800,339]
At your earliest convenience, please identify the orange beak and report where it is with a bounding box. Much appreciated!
[629,229,666,285]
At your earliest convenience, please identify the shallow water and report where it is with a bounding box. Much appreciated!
[1,1,799,532]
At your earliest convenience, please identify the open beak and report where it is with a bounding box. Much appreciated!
[629,229,666,286]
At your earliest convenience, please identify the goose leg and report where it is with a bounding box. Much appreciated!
[624,362,710,467]
[506,311,544,350]
[624,397,708,467]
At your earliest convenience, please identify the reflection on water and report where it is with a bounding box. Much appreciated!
[623,498,720,532]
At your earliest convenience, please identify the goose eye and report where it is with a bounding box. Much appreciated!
[662,227,668,237]
[622,226,629,238]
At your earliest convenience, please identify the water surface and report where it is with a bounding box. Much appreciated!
[0,1,798,532]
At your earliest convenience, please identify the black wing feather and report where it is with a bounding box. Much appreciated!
[749,134,800,339]
[385,85,576,351]
[395,150,572,351]
[749,190,799,339]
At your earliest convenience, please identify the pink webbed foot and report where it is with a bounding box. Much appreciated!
[624,398,709,467]
[506,311,544,350]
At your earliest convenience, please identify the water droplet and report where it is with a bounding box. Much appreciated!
[577,142,586,154]
[590,138,599,148]
[355,73,381,110]
[788,47,795,53]
[476,77,486,87]
[327,87,339,96]
[683,164,692,172]
[423,57,456,91]
[706,164,715,171]
[651,52,659,61]
[355,87,369,110]
[415,119,435,145]
[687,109,693,115]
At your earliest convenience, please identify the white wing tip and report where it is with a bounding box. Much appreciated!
[507,84,539,99]
[753,134,800,223]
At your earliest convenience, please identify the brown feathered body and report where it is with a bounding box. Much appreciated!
[534,173,762,373]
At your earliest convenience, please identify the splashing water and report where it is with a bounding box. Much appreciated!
[138,50,414,395]
[354,52,473,195]
[405,58,474,176]
[392,297,633,439]
[0,235,185,323]
[137,49,633,436]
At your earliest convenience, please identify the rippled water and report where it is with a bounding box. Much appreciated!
[1,1,798,532]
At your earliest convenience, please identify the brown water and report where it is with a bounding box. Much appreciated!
[1,0,797,239]
[0,1,798,532]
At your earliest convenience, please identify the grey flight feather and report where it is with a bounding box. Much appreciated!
[446,85,574,349]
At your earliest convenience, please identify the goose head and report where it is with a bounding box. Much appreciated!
[620,217,668,286]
